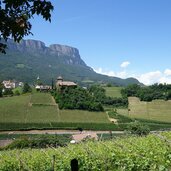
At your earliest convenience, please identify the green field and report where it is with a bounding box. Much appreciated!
[1,93,171,131]
[30,93,56,105]
[104,86,122,98]
[59,110,109,123]
[0,93,109,127]
[118,97,171,123]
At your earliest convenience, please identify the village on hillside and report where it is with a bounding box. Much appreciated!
[1,75,78,95]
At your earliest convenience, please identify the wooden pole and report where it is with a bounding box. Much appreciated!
[71,159,78,171]
[52,155,55,171]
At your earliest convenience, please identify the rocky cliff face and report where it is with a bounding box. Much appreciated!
[49,44,79,57]
[6,39,46,51]
[5,39,87,66]
[49,44,86,66]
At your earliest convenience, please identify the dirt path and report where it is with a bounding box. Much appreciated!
[0,140,13,147]
[106,111,118,124]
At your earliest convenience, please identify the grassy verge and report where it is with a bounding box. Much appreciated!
[0,122,121,131]
[0,134,71,140]
[108,111,133,123]
[0,121,170,131]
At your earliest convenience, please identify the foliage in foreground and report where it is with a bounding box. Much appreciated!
[0,0,53,53]
[0,132,171,170]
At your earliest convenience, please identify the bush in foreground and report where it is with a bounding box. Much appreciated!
[126,121,150,136]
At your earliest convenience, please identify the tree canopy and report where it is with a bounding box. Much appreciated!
[52,86,104,112]
[121,83,171,101]
[0,0,53,53]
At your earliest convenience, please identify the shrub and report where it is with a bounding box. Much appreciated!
[3,88,13,96]
[126,121,150,136]
[14,90,20,96]
[4,135,71,150]
[22,83,32,94]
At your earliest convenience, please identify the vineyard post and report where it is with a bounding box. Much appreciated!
[52,155,56,171]
[19,160,23,170]
[109,130,112,139]
[71,159,78,171]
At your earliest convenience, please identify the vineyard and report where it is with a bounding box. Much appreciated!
[127,97,171,123]
[0,132,171,170]
[0,93,109,130]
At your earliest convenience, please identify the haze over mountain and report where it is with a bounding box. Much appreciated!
[0,39,141,86]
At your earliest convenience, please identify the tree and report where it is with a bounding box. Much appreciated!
[0,82,3,97]
[22,83,31,93]
[0,0,53,53]
[3,88,13,96]
[14,89,20,96]
[88,85,106,103]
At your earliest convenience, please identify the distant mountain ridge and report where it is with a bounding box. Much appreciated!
[0,39,142,86]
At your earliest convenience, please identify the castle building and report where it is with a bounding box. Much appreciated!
[56,76,77,87]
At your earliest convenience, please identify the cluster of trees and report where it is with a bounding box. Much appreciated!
[51,85,128,111]
[121,84,171,101]
[52,86,104,111]
[88,85,128,107]
[0,83,14,97]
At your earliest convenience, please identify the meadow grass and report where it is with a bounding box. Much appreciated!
[104,86,123,98]
[59,110,110,123]
[30,93,55,105]
[0,95,30,123]
[0,93,109,129]
[119,97,171,123]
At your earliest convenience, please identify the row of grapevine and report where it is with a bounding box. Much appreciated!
[0,132,171,171]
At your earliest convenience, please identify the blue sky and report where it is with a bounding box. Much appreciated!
[26,0,171,85]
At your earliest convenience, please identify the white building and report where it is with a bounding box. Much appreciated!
[2,80,17,89]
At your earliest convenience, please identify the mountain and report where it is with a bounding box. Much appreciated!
[0,39,141,86]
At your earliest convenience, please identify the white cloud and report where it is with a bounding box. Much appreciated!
[120,61,130,68]
[116,71,127,78]
[136,69,171,85]
[137,71,162,85]
[93,68,115,77]
[159,77,171,84]
[94,67,171,85]
[164,69,171,76]
[93,68,128,79]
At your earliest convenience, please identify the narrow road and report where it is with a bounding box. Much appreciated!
[0,130,124,135]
